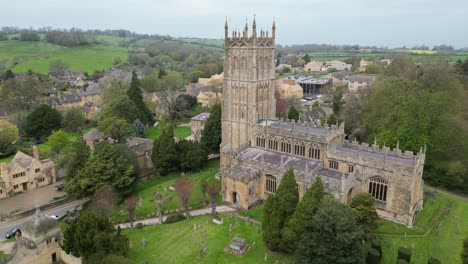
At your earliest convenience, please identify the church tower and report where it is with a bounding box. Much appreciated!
[220,18,276,168]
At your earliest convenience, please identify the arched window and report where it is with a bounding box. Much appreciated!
[280,141,291,153]
[268,138,278,151]
[368,176,389,202]
[266,175,277,193]
[308,144,321,160]
[256,135,265,148]
[294,142,306,157]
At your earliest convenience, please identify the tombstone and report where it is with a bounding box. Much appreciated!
[119,209,125,215]
[255,226,259,233]
[141,237,147,248]
[203,229,207,238]
[138,195,143,208]
[164,187,167,192]
[229,224,233,233]
[129,240,133,249]
[194,177,198,182]
[206,218,210,224]
[230,212,234,218]
[200,237,203,244]
[198,223,201,229]
[246,216,250,223]
[274,260,279,264]
[181,172,186,177]
[264,252,268,261]
[224,236,250,256]
[194,224,197,230]
[252,241,256,247]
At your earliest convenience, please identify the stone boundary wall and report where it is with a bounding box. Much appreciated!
[1,197,74,221]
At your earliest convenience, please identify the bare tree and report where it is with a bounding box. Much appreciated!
[125,195,137,230]
[207,180,220,216]
[174,177,194,218]
[90,185,118,218]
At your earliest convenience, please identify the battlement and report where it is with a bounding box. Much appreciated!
[224,17,275,48]
[254,118,344,143]
[342,139,425,160]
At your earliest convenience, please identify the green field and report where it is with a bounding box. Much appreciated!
[146,126,191,140]
[123,214,291,264]
[372,192,467,263]
[0,40,128,74]
[112,159,220,223]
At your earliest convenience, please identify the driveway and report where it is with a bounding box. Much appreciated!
[0,179,65,215]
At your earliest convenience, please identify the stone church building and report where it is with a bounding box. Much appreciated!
[220,19,425,227]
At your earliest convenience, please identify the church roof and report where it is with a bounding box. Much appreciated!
[331,145,415,167]
[126,137,154,156]
[259,119,329,137]
[191,112,211,121]
[83,128,105,141]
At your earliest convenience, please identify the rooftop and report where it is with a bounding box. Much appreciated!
[83,128,105,141]
[259,119,330,137]
[191,112,211,121]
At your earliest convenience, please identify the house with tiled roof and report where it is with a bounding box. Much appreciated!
[0,146,56,199]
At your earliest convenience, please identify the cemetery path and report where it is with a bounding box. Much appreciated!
[115,205,236,229]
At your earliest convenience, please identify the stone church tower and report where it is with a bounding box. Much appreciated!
[221,18,276,169]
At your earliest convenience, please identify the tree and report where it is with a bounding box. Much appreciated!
[62,140,90,196]
[263,167,299,251]
[152,125,177,175]
[19,32,40,41]
[280,177,324,252]
[158,68,167,79]
[25,105,62,138]
[207,179,220,215]
[46,129,71,153]
[132,119,146,138]
[98,117,133,143]
[174,177,194,218]
[0,74,45,112]
[303,53,311,64]
[112,56,122,65]
[99,96,141,125]
[275,90,287,117]
[90,185,119,218]
[262,194,281,250]
[62,211,129,262]
[140,74,158,92]
[365,64,380,74]
[176,139,207,172]
[127,71,154,124]
[288,106,299,121]
[4,69,15,80]
[49,59,68,72]
[125,195,137,229]
[295,197,364,264]
[62,107,86,132]
[201,103,221,154]
[0,120,19,152]
[72,141,134,197]
[350,193,382,234]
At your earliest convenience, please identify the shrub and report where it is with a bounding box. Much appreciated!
[136,223,144,229]
[371,239,382,257]
[397,247,412,263]
[366,248,380,264]
[164,214,186,224]
[427,256,441,264]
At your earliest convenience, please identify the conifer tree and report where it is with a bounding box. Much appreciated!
[152,125,177,175]
[295,197,364,264]
[288,106,299,121]
[127,71,154,124]
[201,103,221,154]
[280,177,324,252]
[262,167,299,251]
[132,119,146,138]
[262,194,282,250]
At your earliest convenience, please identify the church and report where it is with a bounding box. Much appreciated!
[219,19,425,227]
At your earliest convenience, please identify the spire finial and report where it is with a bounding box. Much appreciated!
[374,137,377,146]
[396,140,400,150]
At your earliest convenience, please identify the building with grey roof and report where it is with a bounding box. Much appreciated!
[220,20,425,227]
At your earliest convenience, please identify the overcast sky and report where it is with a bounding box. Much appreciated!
[2,0,467,48]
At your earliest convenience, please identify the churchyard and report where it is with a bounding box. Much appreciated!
[111,159,221,223]
[123,214,292,264]
[370,191,468,263]
[146,126,191,140]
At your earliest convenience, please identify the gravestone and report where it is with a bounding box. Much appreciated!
[213,215,223,225]
[141,237,147,248]
[129,240,133,249]
[194,224,197,230]
[224,236,250,256]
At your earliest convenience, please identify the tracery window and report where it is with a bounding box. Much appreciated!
[294,142,306,157]
[280,141,291,153]
[308,145,321,160]
[266,175,277,193]
[268,138,278,151]
[368,176,388,202]
[256,135,266,148]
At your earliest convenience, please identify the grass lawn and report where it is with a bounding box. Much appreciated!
[238,203,264,222]
[123,214,292,264]
[372,192,468,263]
[112,159,220,222]
[0,251,8,261]
[146,126,191,140]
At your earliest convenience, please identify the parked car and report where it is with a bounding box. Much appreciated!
[304,96,313,101]
[47,214,60,220]
[5,227,21,239]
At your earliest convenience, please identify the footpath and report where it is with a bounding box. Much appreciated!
[115,205,236,229]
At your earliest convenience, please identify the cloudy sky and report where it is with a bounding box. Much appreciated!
[2,0,467,48]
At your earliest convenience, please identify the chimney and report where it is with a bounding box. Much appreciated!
[1,163,7,174]
[32,145,40,160]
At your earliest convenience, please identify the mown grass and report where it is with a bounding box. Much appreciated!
[146,126,191,140]
[123,214,292,264]
[238,203,264,222]
[372,192,467,263]
[112,159,220,222]
[0,250,8,261]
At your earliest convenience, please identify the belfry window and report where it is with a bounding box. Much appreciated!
[266,175,277,193]
[368,176,388,202]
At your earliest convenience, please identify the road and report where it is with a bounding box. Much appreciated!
[0,199,88,242]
